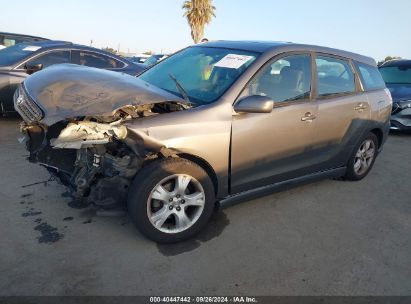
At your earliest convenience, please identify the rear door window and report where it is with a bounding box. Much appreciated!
[316,55,355,96]
[77,51,124,69]
[356,62,386,91]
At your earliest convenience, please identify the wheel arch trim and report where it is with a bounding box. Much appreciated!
[176,153,219,197]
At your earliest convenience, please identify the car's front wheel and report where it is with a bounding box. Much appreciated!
[127,158,215,243]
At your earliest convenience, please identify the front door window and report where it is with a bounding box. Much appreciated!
[242,54,312,103]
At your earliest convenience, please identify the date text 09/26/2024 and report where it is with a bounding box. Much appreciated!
[150,296,258,303]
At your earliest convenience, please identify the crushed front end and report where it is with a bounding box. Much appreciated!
[21,120,142,208]
[15,70,189,209]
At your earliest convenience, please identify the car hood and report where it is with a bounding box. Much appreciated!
[22,63,185,126]
[386,83,411,102]
[0,66,13,72]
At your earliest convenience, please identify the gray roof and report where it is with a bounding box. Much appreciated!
[198,40,376,66]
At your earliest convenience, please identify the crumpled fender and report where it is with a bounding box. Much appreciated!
[123,128,177,157]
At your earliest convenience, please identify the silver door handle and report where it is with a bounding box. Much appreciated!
[301,112,316,122]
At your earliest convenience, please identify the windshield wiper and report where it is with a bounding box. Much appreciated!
[168,73,192,105]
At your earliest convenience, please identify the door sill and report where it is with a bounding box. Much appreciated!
[219,167,346,209]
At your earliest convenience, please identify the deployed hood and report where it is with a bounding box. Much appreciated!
[386,83,411,102]
[22,63,185,125]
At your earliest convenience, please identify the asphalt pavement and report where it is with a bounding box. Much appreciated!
[0,117,410,296]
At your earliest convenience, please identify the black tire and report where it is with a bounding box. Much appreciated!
[344,132,379,181]
[127,157,215,243]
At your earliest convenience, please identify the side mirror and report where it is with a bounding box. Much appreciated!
[24,63,43,75]
[234,95,273,114]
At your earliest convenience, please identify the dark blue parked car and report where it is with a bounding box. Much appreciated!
[379,60,411,131]
[0,40,146,114]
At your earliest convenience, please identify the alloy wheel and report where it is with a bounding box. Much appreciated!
[147,174,205,234]
[353,139,376,176]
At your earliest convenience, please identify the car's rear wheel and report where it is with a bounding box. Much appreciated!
[127,158,215,243]
[344,132,378,181]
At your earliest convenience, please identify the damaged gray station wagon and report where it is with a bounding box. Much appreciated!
[15,41,392,243]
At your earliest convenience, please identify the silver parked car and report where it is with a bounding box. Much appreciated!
[15,41,392,243]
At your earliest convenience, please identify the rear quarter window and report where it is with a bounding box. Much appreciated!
[356,62,386,91]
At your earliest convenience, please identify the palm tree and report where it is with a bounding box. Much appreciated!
[182,0,216,44]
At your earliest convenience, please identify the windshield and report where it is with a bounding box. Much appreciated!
[139,46,259,104]
[144,55,162,66]
[379,65,411,84]
[0,43,40,66]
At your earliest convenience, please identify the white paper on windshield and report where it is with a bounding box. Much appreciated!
[22,46,41,52]
[214,54,254,69]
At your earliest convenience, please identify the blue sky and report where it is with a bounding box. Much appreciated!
[1,0,410,60]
